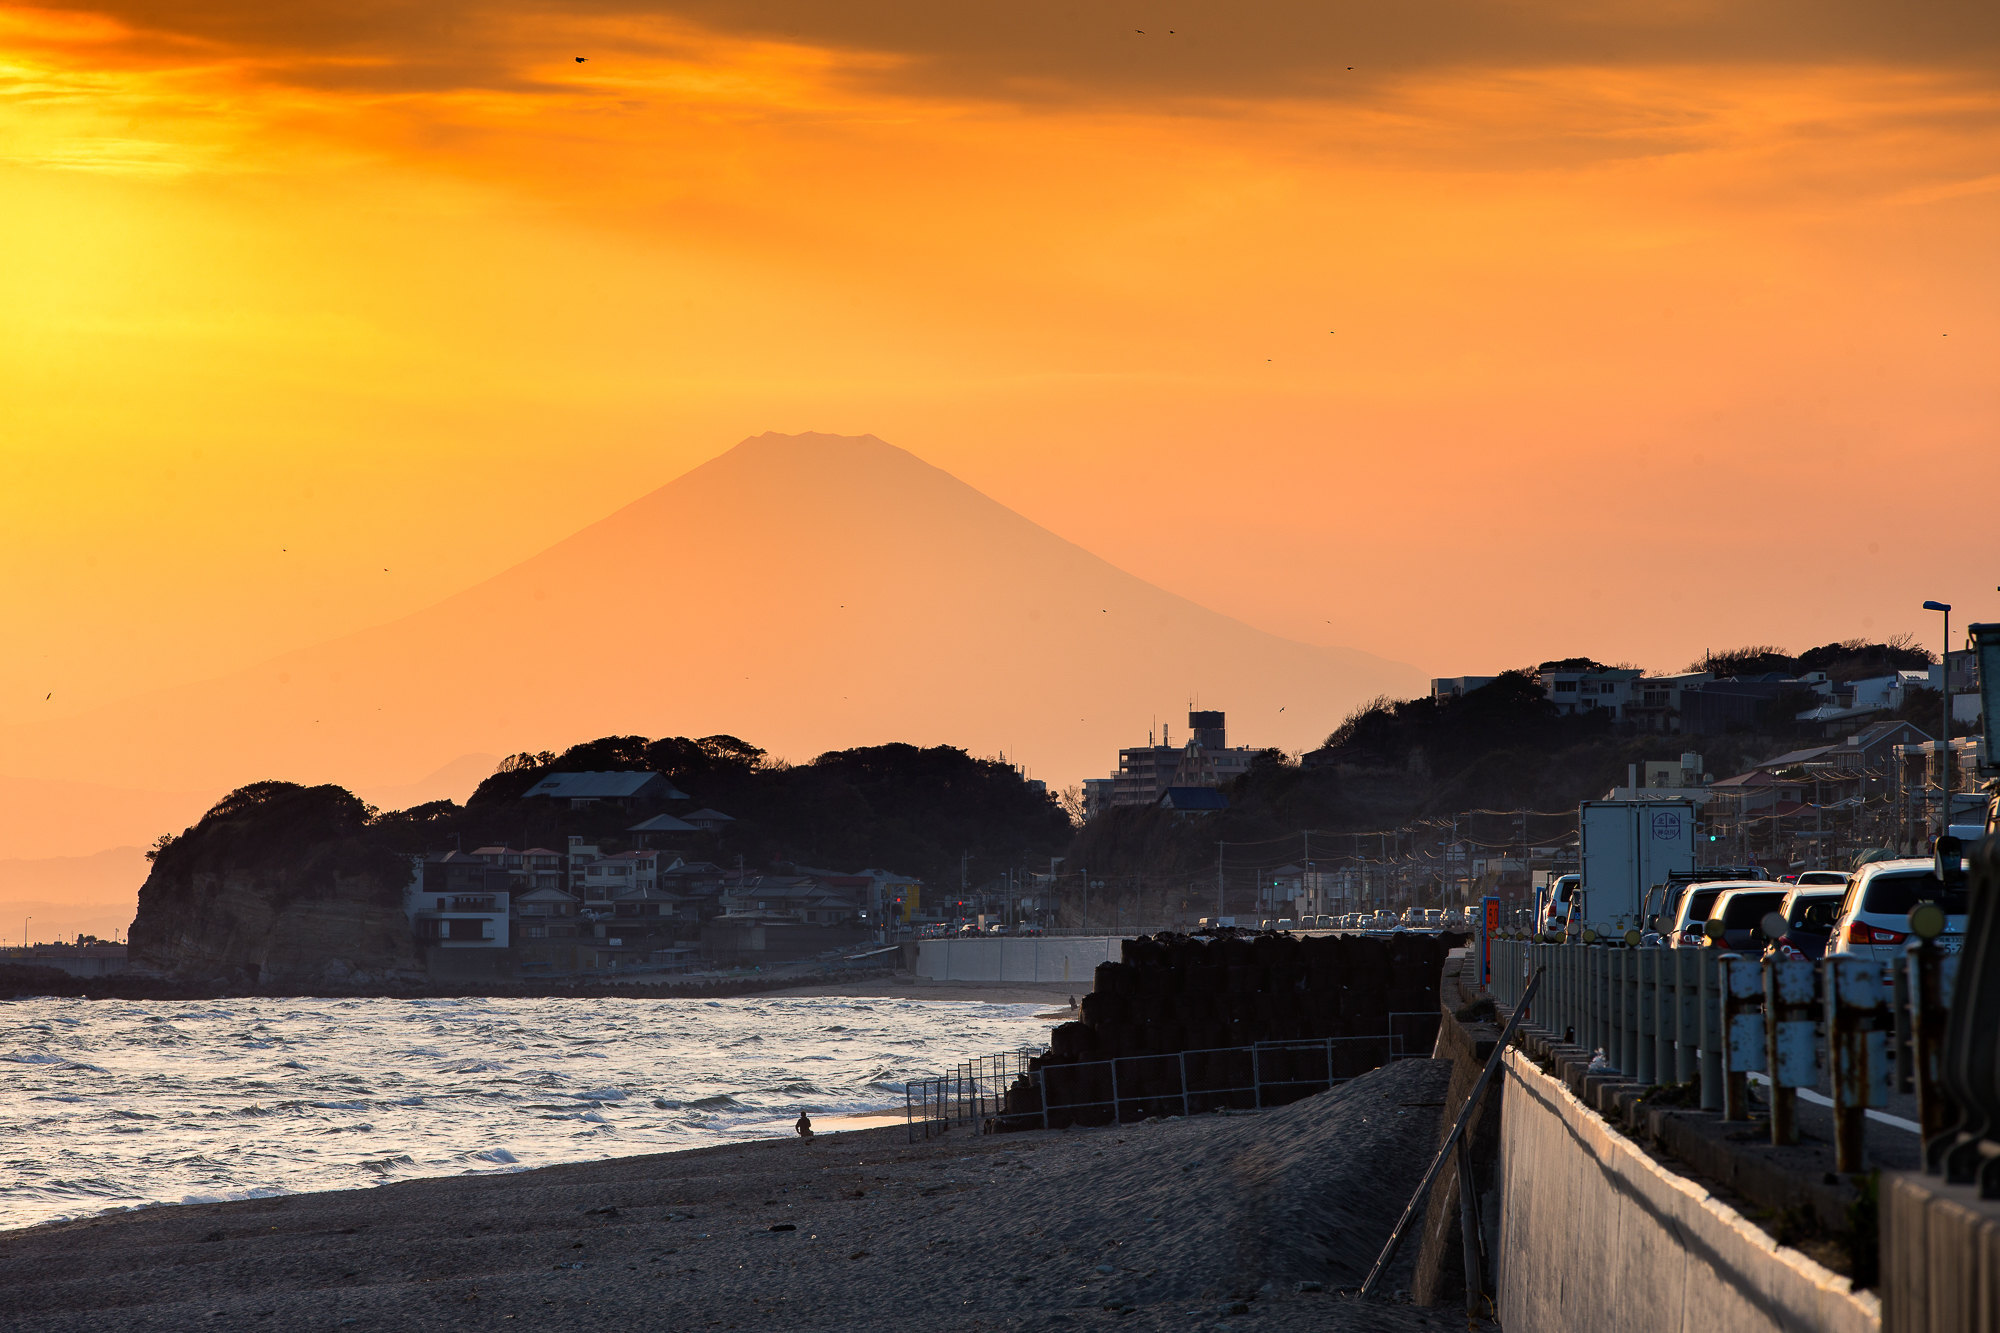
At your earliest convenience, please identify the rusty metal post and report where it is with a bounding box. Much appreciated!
[1603,945,1617,1068]
[1607,946,1624,1072]
[1651,944,1671,1081]
[1618,945,1633,1073]
[1718,953,1764,1121]
[1892,954,1914,1095]
[1764,956,1817,1147]
[1697,948,1723,1111]
[1636,946,1657,1084]
[1675,947,1698,1085]
[1827,955,1893,1173]
[1911,940,1959,1150]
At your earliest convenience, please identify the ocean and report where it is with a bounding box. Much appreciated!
[0,993,1050,1231]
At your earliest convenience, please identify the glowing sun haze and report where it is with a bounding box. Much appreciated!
[4,0,1999,767]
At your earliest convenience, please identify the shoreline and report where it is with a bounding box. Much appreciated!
[0,1062,1456,1331]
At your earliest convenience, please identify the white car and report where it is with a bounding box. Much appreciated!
[1825,857,1968,965]
[1793,869,1848,887]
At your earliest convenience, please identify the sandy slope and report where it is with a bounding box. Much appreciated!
[0,1061,1463,1332]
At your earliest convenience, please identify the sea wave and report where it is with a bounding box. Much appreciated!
[0,993,1047,1231]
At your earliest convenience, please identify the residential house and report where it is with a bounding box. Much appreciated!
[1431,676,1498,701]
[1534,663,1644,720]
[627,812,698,847]
[717,875,863,925]
[403,853,511,948]
[522,771,688,809]
[681,808,737,833]
[512,885,582,940]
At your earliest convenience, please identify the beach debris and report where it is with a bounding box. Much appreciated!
[769,1223,796,1232]
[584,1206,620,1216]
[1296,1280,1324,1292]
[849,1250,869,1260]
[200,1231,223,1243]
[1095,1263,1116,1274]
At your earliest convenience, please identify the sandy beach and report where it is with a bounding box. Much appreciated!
[0,1061,1462,1332]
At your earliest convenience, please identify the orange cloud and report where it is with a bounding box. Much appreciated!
[2,0,1997,796]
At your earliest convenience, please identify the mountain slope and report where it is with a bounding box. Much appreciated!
[1,433,1420,855]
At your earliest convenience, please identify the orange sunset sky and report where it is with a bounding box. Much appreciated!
[4,2,1999,784]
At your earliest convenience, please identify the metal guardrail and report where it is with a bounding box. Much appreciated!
[1483,929,1954,1171]
[904,1015,1439,1141]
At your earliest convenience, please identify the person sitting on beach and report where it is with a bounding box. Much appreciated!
[795,1112,814,1140]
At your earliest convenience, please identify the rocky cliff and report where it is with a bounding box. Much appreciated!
[130,869,422,985]
[129,781,423,986]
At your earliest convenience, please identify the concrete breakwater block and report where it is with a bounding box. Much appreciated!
[997,931,1452,1128]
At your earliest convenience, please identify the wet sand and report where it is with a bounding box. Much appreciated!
[0,1063,1462,1332]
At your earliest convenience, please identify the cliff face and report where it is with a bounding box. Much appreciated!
[127,781,425,987]
[130,869,423,987]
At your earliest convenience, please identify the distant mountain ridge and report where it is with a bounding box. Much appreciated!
[0,432,1422,861]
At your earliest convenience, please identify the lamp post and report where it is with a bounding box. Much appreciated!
[1923,600,1952,839]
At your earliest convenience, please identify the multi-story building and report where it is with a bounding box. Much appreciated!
[1090,710,1261,816]
[403,853,511,948]
[1534,663,1645,719]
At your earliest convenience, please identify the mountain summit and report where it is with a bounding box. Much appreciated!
[2,433,1419,854]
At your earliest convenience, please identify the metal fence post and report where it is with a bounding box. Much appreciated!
[1718,953,1764,1122]
[1911,941,1958,1153]
[1251,1047,1263,1110]
[1674,948,1697,1085]
[1827,955,1893,1173]
[1178,1051,1192,1118]
[1109,1057,1122,1126]
[1636,946,1657,1084]
[1764,956,1816,1146]
[1625,946,1642,1077]
[1698,949,1723,1111]
[1892,955,1914,1095]
[1610,947,1627,1072]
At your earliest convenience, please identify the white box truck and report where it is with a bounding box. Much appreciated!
[1576,800,1696,933]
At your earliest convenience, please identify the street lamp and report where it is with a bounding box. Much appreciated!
[1923,600,1952,838]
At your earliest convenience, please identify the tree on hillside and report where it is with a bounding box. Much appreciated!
[1690,646,1797,678]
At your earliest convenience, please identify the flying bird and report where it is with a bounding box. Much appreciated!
[575,56,587,62]
[45,692,51,700]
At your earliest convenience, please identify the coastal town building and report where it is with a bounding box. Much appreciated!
[1086,710,1261,818]
[521,770,688,809]
[402,853,511,947]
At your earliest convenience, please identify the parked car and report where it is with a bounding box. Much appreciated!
[1666,881,1760,947]
[1702,886,1790,951]
[1769,886,1845,960]
[1827,856,1969,965]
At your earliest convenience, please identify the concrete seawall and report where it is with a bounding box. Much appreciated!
[911,936,1123,984]
[1497,1047,1878,1332]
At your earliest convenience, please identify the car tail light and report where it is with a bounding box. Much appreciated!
[1846,922,1907,945]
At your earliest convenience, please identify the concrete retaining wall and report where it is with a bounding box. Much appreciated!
[912,936,1122,984]
[1498,1048,1879,1333]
